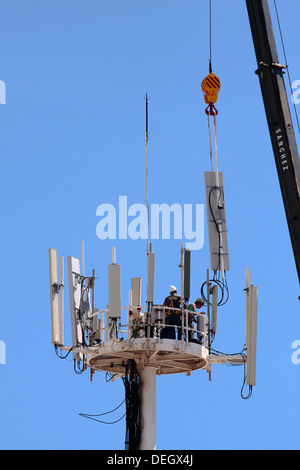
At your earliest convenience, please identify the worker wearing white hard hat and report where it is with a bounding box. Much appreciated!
[161,286,182,340]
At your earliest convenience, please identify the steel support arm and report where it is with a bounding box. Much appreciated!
[246,0,300,284]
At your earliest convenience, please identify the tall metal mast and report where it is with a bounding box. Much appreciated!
[246,0,300,284]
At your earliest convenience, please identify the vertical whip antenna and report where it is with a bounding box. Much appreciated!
[145,93,149,255]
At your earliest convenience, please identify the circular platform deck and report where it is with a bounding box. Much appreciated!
[87,338,208,375]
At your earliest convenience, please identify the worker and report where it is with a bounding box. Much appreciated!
[185,302,198,342]
[195,298,206,344]
[195,297,205,311]
[161,286,182,340]
[186,298,206,343]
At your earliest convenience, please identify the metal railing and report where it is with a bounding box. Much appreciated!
[87,305,208,348]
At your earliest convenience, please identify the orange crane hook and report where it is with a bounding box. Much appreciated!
[201,72,221,116]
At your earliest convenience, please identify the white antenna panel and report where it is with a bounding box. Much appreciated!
[211,284,218,334]
[245,267,258,386]
[97,317,104,343]
[204,171,229,272]
[129,288,132,307]
[197,313,207,339]
[108,263,121,319]
[59,256,64,346]
[131,277,142,322]
[81,241,85,276]
[131,277,142,312]
[92,309,103,343]
[48,248,60,345]
[67,256,83,354]
[147,252,155,303]
[92,308,99,335]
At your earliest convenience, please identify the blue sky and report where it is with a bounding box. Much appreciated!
[0,0,299,450]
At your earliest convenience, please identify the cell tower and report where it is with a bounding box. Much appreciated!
[48,84,258,450]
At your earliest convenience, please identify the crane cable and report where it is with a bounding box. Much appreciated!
[209,0,212,74]
[201,1,228,287]
[202,1,221,175]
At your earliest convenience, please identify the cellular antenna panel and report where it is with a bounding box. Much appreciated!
[147,252,155,303]
[108,263,121,319]
[211,284,218,334]
[245,266,258,387]
[48,248,60,345]
[131,277,142,314]
[67,256,83,354]
[204,171,229,272]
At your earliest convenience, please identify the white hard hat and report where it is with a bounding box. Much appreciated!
[169,285,177,294]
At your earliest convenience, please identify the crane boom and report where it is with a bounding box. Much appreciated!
[246,0,300,284]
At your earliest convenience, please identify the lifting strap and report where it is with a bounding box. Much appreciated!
[208,113,219,187]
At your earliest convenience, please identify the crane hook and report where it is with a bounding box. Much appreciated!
[201,72,221,115]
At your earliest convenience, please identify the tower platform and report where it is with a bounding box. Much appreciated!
[77,338,208,376]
